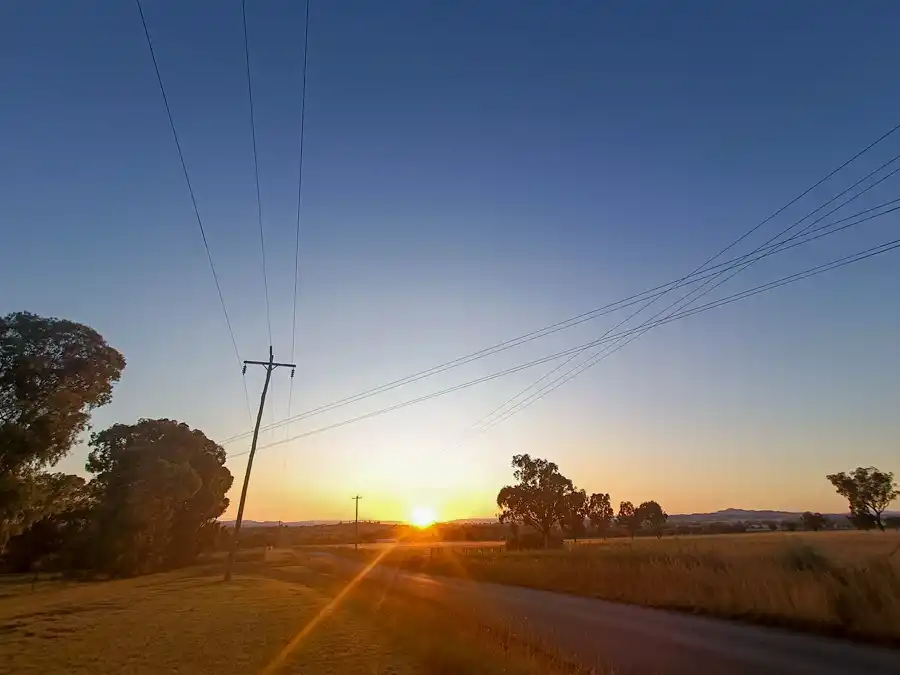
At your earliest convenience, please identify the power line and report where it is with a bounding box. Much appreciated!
[470,158,900,434]
[225,236,900,459]
[287,0,312,435]
[480,239,900,436]
[242,0,273,347]
[218,194,900,446]
[465,127,899,435]
[687,120,900,276]
[466,155,900,435]
[219,123,900,443]
[134,0,252,420]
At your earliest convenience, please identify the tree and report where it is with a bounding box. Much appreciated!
[497,454,573,548]
[617,501,641,538]
[2,474,93,573]
[0,312,124,550]
[801,511,826,532]
[783,520,798,532]
[826,467,899,531]
[847,509,877,531]
[638,501,668,538]
[557,488,589,543]
[885,516,900,531]
[587,492,614,538]
[86,419,233,575]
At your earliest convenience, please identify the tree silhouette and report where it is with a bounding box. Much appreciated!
[0,312,124,550]
[827,467,899,531]
[497,454,573,548]
[587,492,614,538]
[801,511,826,532]
[558,489,589,543]
[87,418,232,575]
[638,500,668,538]
[617,501,641,538]
[1,474,92,573]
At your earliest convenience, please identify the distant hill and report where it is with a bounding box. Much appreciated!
[668,509,801,524]
[667,508,898,524]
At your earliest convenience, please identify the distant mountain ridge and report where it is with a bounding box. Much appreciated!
[668,508,801,523]
[668,508,899,523]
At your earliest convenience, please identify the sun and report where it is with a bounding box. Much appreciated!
[410,506,437,528]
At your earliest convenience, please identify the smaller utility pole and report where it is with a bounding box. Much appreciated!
[224,346,295,582]
[352,495,362,550]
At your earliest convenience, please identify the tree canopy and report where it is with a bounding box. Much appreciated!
[87,418,233,575]
[587,492,614,537]
[0,312,124,549]
[557,488,589,542]
[638,500,668,538]
[827,466,898,531]
[617,501,641,538]
[801,511,826,532]
[497,454,573,547]
[0,311,125,475]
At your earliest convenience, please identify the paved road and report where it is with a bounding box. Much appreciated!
[313,553,900,675]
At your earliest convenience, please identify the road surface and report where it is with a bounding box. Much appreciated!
[311,553,900,675]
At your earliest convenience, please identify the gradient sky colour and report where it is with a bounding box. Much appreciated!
[3,1,899,523]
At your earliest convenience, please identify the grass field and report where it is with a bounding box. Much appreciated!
[0,552,593,675]
[331,530,900,643]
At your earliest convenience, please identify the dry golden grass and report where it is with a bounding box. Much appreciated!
[335,530,900,643]
[0,553,594,675]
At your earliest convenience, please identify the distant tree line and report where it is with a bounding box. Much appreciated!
[495,455,899,547]
[496,454,668,548]
[0,312,232,577]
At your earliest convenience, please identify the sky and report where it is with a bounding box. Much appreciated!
[3,1,899,523]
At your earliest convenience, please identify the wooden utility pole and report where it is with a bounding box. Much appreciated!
[224,346,295,582]
[352,495,362,550]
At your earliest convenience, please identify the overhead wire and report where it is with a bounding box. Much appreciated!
[241,0,273,347]
[134,0,252,421]
[224,236,900,459]
[220,118,900,448]
[467,154,900,436]
[218,193,900,447]
[478,237,900,436]
[287,0,312,438]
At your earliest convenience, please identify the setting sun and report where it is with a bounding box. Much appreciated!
[410,506,437,528]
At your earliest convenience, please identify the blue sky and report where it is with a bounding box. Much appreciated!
[3,1,899,521]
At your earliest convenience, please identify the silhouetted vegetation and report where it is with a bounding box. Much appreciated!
[0,312,230,577]
[802,511,827,532]
[0,312,125,551]
[496,455,670,546]
[827,467,899,531]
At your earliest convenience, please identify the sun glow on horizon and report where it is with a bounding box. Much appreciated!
[410,506,437,528]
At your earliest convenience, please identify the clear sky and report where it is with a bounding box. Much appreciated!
[3,1,899,523]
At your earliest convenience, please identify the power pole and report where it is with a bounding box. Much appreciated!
[224,346,295,582]
[352,495,362,550]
